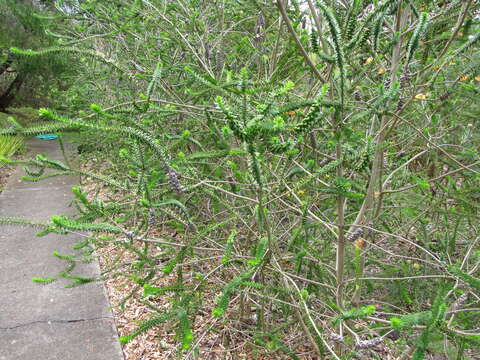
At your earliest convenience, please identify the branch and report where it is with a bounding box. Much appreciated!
[274,0,326,82]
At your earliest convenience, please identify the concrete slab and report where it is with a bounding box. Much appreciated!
[0,186,76,219]
[0,229,87,277]
[5,138,77,190]
[4,137,76,184]
[0,318,120,360]
[0,138,124,360]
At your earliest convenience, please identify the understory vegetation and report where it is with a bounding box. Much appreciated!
[1,0,479,359]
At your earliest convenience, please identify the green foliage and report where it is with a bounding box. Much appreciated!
[32,276,57,284]
[10,46,126,74]
[333,305,376,325]
[344,0,361,41]
[143,284,188,297]
[0,121,77,136]
[39,109,170,167]
[222,229,236,264]
[391,311,432,329]
[51,215,123,234]
[119,311,177,344]
[119,308,193,349]
[249,237,268,267]
[0,135,23,156]
[3,0,480,357]
[177,308,193,350]
[146,61,163,103]
[213,235,269,317]
[151,199,189,220]
[352,81,400,123]
[294,84,330,135]
[411,285,448,359]
[372,12,386,53]
[407,12,430,65]
[212,267,255,318]
[21,171,74,182]
[448,266,480,292]
[316,1,345,104]
[0,216,49,229]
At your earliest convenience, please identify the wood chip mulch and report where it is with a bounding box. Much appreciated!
[0,165,15,193]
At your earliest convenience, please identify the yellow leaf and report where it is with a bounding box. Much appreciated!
[459,75,469,82]
[378,68,386,75]
[475,76,480,82]
[297,190,305,196]
[364,57,373,65]
[415,93,427,100]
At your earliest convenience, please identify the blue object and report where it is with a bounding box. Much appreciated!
[36,134,58,140]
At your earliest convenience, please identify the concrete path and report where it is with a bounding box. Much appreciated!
[0,138,124,360]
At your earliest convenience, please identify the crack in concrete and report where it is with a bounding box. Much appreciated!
[0,316,113,330]
[1,184,76,192]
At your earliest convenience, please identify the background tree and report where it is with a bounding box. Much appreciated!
[0,0,74,112]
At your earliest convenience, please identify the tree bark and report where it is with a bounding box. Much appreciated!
[0,72,25,112]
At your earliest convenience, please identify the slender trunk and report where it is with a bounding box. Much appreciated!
[334,108,346,355]
[350,2,408,306]
[349,3,408,232]
[335,131,346,310]
[0,72,25,111]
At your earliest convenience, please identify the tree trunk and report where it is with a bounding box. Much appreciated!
[0,72,25,112]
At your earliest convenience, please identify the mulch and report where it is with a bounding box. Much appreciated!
[0,163,15,193]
